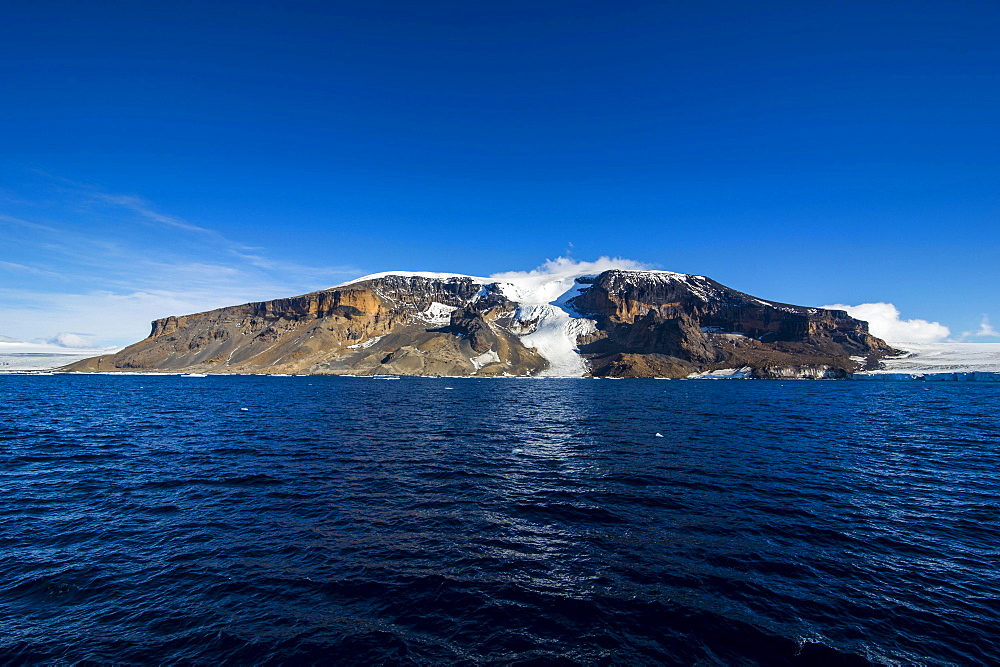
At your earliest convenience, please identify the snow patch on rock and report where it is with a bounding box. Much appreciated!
[335,271,490,287]
[347,336,383,350]
[417,302,458,325]
[471,349,501,370]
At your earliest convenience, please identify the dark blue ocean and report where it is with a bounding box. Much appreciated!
[2,375,999,665]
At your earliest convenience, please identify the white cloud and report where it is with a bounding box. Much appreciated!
[821,302,951,344]
[45,332,98,348]
[489,256,652,281]
[962,315,999,339]
[486,256,655,305]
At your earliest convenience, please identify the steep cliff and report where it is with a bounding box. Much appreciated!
[66,269,895,377]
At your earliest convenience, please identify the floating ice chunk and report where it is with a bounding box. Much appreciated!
[851,371,1000,382]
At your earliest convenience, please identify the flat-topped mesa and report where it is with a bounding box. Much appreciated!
[70,273,546,376]
[65,266,896,377]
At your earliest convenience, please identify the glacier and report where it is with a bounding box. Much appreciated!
[0,341,120,372]
[851,342,1000,381]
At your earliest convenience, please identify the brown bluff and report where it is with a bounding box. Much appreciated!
[65,269,896,378]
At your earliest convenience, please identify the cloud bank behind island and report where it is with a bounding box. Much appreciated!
[822,302,951,344]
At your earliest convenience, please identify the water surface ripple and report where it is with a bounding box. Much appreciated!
[1,376,998,664]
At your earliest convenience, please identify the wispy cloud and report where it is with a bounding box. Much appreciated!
[962,315,999,340]
[91,192,218,236]
[42,332,100,349]
[0,172,361,346]
[0,260,62,277]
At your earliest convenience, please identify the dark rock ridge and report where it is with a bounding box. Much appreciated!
[66,270,896,377]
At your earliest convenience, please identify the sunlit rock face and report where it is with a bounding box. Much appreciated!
[69,275,546,376]
[66,269,895,377]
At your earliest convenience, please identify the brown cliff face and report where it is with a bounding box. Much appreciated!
[569,271,896,377]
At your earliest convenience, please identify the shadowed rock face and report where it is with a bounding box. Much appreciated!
[66,269,896,377]
[569,271,896,377]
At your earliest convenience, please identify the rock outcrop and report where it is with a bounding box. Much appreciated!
[66,269,896,378]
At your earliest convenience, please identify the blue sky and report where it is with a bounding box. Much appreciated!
[2,0,998,346]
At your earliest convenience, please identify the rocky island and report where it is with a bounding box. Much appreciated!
[66,269,896,378]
